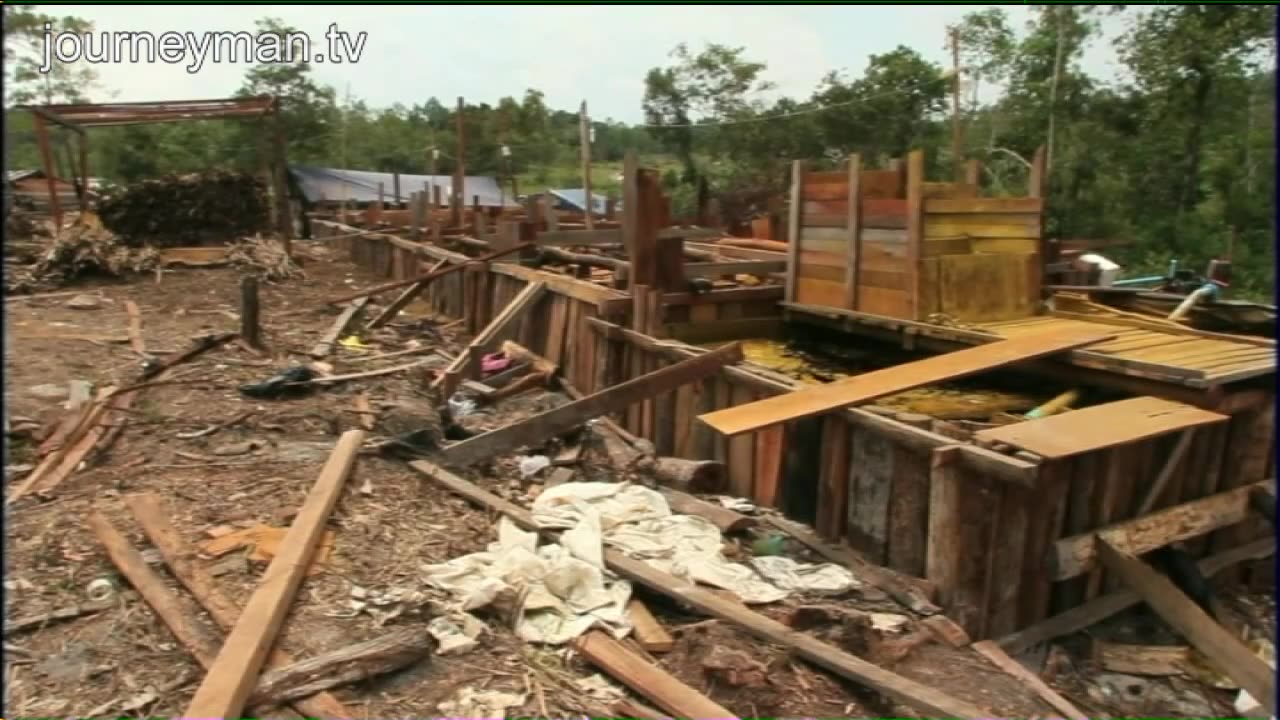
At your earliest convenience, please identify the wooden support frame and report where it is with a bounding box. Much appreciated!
[905,149,924,320]
[1050,478,1274,581]
[784,159,805,303]
[844,153,862,309]
[1097,538,1275,713]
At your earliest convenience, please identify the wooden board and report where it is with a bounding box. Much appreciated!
[925,197,1044,214]
[727,384,755,499]
[937,253,1037,322]
[576,631,733,718]
[1050,478,1275,580]
[753,425,784,507]
[974,397,1228,460]
[796,278,846,308]
[625,599,675,653]
[698,329,1112,437]
[183,430,365,719]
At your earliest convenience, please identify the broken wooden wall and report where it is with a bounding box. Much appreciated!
[788,150,1044,324]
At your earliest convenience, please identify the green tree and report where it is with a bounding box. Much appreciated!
[4,5,103,106]
[236,17,337,164]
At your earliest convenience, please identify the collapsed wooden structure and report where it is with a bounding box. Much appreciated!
[308,148,1274,690]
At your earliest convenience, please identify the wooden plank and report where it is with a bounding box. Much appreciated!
[310,297,370,358]
[412,460,986,719]
[975,397,1228,460]
[886,439,930,577]
[905,150,923,320]
[443,343,743,467]
[925,197,1044,214]
[625,599,675,653]
[802,182,849,201]
[698,329,1112,437]
[986,483,1032,638]
[815,416,850,538]
[327,242,532,306]
[1050,478,1274,581]
[366,256,449,328]
[576,631,735,717]
[785,160,804,303]
[183,430,365,719]
[684,260,786,278]
[998,536,1275,655]
[461,280,547,379]
[1096,538,1276,713]
[727,384,755,499]
[861,170,904,199]
[971,640,1088,720]
[123,494,352,719]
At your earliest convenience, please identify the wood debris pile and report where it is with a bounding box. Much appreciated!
[97,170,269,247]
[227,235,305,282]
[6,218,159,293]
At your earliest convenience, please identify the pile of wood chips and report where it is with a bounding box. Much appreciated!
[98,170,270,247]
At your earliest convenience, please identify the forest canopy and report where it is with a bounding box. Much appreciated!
[4,5,1274,298]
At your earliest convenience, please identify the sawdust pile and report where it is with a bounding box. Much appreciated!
[227,235,305,282]
[97,170,270,247]
[6,216,159,293]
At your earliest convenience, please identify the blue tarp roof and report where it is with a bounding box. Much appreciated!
[547,188,611,216]
[290,165,515,207]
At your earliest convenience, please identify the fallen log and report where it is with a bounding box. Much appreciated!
[640,456,726,493]
[325,243,533,305]
[183,430,365,719]
[441,343,743,467]
[410,459,989,719]
[247,626,431,707]
[660,489,756,533]
[123,493,351,719]
[575,630,733,718]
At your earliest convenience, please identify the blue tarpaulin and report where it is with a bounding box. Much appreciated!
[547,188,612,216]
[290,165,515,207]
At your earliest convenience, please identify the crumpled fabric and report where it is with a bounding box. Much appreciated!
[421,517,632,645]
[533,482,860,605]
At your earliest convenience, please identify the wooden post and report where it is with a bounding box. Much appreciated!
[580,100,594,230]
[432,184,443,212]
[452,96,465,228]
[271,104,294,252]
[905,149,924,320]
[784,160,804,303]
[845,154,862,310]
[33,114,62,232]
[606,193,617,220]
[410,191,424,240]
[78,133,90,207]
[1029,145,1047,198]
[965,159,982,187]
[240,276,262,350]
[392,172,401,208]
[544,194,560,231]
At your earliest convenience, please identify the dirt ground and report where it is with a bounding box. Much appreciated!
[0,237,1256,718]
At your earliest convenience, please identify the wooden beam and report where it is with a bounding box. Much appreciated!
[183,430,365,719]
[698,328,1113,437]
[1096,537,1275,713]
[123,493,352,719]
[971,641,1088,720]
[247,627,430,708]
[439,280,547,391]
[309,297,369,358]
[905,149,924,319]
[411,460,989,719]
[365,257,449,328]
[1135,428,1196,515]
[625,599,675,653]
[683,260,786,279]
[1050,478,1274,581]
[441,343,743,466]
[575,630,732,717]
[326,243,531,305]
[998,536,1275,654]
[784,160,804,303]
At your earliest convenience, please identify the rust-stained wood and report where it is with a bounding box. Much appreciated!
[886,438,930,577]
[123,493,353,719]
[1096,538,1276,714]
[975,397,1227,461]
[413,460,983,718]
[1018,460,1070,627]
[575,631,736,718]
[926,447,997,636]
[698,329,1112,437]
[971,640,1088,720]
[183,430,365,720]
[905,151,924,321]
[985,483,1032,638]
[442,344,743,467]
[847,429,892,562]
[1050,478,1274,581]
[626,599,675,653]
[998,536,1274,655]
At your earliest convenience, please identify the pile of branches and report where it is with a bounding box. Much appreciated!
[97,170,270,247]
[227,235,305,282]
[6,218,158,293]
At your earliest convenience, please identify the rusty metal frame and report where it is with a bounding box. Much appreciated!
[21,96,289,247]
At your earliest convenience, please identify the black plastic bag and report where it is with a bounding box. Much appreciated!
[238,365,315,399]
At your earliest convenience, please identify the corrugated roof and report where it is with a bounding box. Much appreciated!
[290,165,515,207]
[548,188,611,216]
[6,169,40,183]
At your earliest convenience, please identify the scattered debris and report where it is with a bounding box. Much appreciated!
[518,454,552,478]
[427,614,485,656]
[65,294,102,310]
[238,366,316,399]
[227,235,304,281]
[437,686,527,718]
[199,524,336,575]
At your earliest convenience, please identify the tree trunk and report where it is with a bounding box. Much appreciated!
[1045,6,1068,179]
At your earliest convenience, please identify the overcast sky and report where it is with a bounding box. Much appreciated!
[39,5,1129,122]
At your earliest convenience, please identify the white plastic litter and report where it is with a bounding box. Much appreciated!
[427,614,486,656]
[750,556,861,595]
[518,455,552,479]
[438,687,526,717]
[448,395,477,419]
